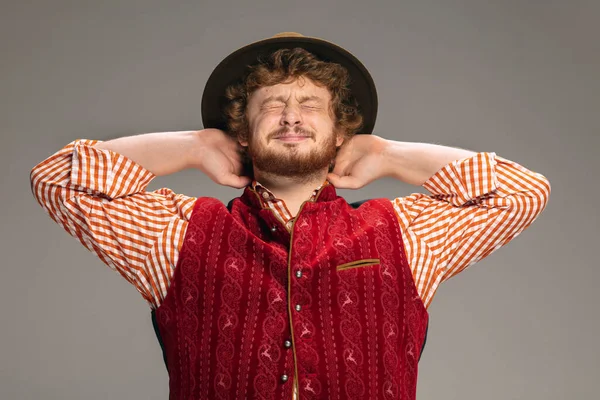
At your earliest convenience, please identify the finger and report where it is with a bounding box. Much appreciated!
[327,173,363,190]
[219,174,252,189]
[330,160,350,176]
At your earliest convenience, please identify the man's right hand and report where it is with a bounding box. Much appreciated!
[94,129,251,188]
[192,129,252,189]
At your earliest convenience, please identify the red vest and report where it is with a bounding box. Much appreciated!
[154,185,429,399]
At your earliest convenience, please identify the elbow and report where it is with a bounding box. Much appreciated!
[535,173,551,213]
[29,142,81,209]
[30,162,44,203]
[30,159,56,206]
[518,173,551,223]
[504,173,551,228]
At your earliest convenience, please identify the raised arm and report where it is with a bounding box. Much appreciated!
[29,129,249,308]
[94,129,250,188]
[328,135,550,308]
[394,151,550,308]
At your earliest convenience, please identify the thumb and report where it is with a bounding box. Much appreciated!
[327,173,362,190]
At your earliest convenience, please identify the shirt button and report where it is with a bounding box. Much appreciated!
[270,226,277,232]
[284,340,292,349]
[280,374,289,383]
[295,304,302,312]
[295,270,302,278]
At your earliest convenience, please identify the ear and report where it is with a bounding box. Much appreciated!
[336,132,345,147]
[238,131,249,147]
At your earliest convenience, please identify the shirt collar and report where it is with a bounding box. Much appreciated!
[251,180,330,206]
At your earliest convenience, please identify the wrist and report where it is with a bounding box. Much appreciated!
[185,130,208,170]
[379,138,405,179]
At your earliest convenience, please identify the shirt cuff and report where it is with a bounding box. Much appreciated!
[70,139,156,199]
[422,152,499,206]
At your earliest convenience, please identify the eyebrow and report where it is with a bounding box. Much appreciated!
[260,95,324,107]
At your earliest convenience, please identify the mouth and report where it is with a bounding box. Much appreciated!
[274,135,311,143]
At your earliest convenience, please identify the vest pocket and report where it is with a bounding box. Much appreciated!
[336,258,380,272]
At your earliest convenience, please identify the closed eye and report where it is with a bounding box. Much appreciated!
[301,105,321,110]
[261,103,285,110]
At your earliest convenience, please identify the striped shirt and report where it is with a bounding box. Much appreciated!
[30,139,551,311]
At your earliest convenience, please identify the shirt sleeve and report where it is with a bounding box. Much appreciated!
[30,139,197,308]
[393,152,551,308]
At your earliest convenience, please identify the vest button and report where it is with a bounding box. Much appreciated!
[280,374,289,383]
[284,340,292,349]
[295,270,302,278]
[295,304,302,312]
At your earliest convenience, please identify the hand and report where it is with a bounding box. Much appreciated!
[327,134,389,189]
[193,129,251,189]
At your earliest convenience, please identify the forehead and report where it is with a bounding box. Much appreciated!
[251,77,331,102]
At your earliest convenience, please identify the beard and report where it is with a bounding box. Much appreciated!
[248,126,338,180]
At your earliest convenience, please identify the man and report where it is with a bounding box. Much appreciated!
[30,32,550,399]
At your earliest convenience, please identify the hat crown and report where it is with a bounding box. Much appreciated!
[271,32,305,39]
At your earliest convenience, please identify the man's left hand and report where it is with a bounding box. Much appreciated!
[327,134,389,189]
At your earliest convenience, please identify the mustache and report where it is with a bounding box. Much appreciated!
[267,126,315,140]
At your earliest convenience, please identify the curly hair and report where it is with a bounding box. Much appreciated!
[223,47,364,143]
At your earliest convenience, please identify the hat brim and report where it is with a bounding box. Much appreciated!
[201,36,378,134]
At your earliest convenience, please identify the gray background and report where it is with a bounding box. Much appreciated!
[1,0,598,399]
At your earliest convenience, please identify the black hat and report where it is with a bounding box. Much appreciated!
[201,32,378,134]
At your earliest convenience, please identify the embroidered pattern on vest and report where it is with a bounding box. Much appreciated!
[154,187,428,400]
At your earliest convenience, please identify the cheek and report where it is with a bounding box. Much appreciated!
[249,115,279,144]
[254,113,280,130]
[311,114,335,132]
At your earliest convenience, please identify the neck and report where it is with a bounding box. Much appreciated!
[254,169,328,217]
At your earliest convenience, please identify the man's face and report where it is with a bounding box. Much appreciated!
[242,76,344,179]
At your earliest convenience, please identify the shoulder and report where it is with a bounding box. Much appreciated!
[190,196,229,215]
[345,198,393,211]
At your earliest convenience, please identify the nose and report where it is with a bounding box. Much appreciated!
[281,104,302,127]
